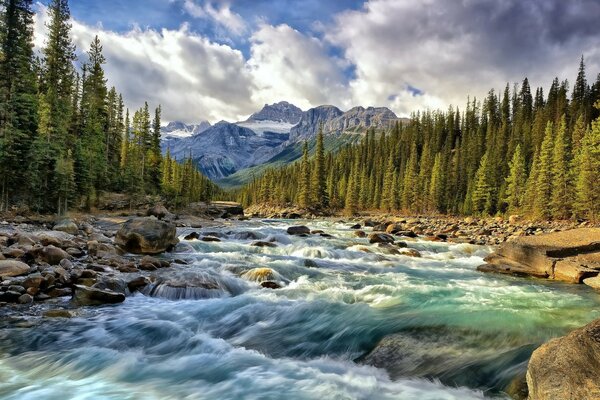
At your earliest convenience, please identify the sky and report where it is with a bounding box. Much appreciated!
[33,0,600,124]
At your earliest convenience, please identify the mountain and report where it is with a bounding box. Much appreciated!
[288,105,344,142]
[161,102,403,183]
[164,121,287,179]
[162,120,211,138]
[246,101,303,124]
[288,105,398,143]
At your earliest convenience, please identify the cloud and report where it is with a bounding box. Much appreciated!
[183,0,247,36]
[327,0,600,116]
[247,24,349,110]
[32,0,600,123]
[34,3,256,123]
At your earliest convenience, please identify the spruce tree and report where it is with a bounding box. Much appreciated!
[148,105,162,192]
[298,141,311,208]
[381,155,395,212]
[574,102,600,221]
[504,144,526,213]
[311,126,328,208]
[533,122,555,219]
[550,116,572,219]
[471,152,493,215]
[0,0,38,209]
[428,152,444,213]
[344,160,359,216]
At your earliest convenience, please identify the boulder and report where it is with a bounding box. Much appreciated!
[146,204,170,220]
[92,277,128,295]
[39,245,71,265]
[479,228,600,282]
[184,232,200,240]
[385,224,402,234]
[526,318,600,400]
[114,217,179,255]
[127,276,151,292]
[251,241,277,248]
[368,233,395,244]
[44,309,76,318]
[18,293,33,304]
[72,284,126,306]
[53,220,79,235]
[400,249,422,258]
[354,230,367,238]
[287,226,310,235]
[0,260,30,277]
[201,236,221,242]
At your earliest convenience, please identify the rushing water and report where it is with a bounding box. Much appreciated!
[1,219,600,400]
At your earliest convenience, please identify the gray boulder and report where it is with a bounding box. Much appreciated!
[72,284,126,306]
[0,260,30,277]
[527,318,600,399]
[115,217,179,255]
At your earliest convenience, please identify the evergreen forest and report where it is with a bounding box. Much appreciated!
[239,59,600,221]
[0,0,217,214]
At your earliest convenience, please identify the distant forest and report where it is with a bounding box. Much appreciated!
[239,59,600,221]
[0,0,218,214]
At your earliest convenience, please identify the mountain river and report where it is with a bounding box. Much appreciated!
[1,219,599,399]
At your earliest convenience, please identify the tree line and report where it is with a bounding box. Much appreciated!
[238,58,600,221]
[0,0,218,214]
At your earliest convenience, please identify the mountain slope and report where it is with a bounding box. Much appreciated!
[164,121,286,179]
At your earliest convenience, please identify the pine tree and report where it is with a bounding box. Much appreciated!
[381,155,396,211]
[0,0,38,209]
[148,105,162,192]
[471,152,493,215]
[533,122,555,219]
[344,159,359,216]
[574,102,600,221]
[311,126,328,208]
[504,144,526,213]
[550,115,572,219]
[401,143,418,211]
[298,141,311,208]
[428,152,444,213]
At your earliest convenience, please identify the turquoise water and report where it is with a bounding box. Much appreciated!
[1,219,599,399]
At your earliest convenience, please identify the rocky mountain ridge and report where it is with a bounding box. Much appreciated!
[161,101,404,181]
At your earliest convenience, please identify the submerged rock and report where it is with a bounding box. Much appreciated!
[251,241,277,248]
[361,327,533,394]
[479,228,600,283]
[368,233,395,244]
[115,217,179,255]
[526,318,600,400]
[72,284,126,306]
[287,226,311,235]
[141,270,247,300]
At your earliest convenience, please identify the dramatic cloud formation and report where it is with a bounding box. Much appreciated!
[33,0,600,123]
[247,24,349,111]
[327,0,600,115]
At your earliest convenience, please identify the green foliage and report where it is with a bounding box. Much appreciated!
[0,0,219,213]
[574,102,600,221]
[504,144,526,213]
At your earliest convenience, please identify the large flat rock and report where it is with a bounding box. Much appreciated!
[527,318,600,400]
[479,228,600,283]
